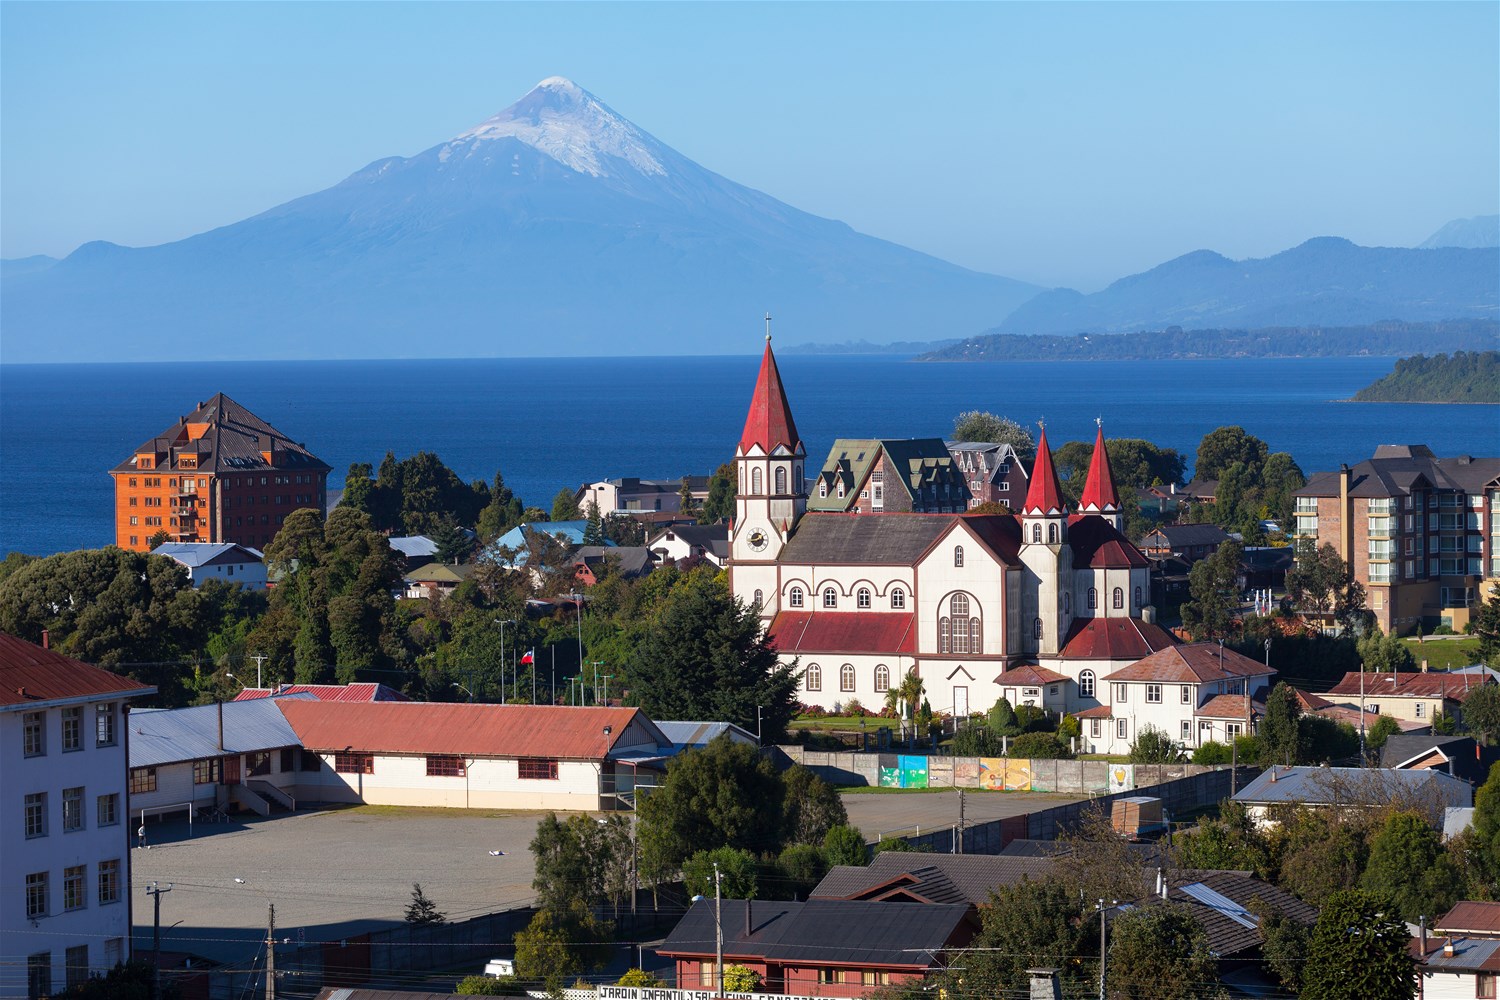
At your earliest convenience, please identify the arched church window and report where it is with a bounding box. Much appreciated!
[939,617,951,654]
[1032,524,1042,543]
[1080,670,1096,698]
[840,664,856,692]
[857,588,871,609]
[1034,618,1044,639]
[891,588,906,610]
[823,587,838,608]
[775,467,787,495]
[806,663,821,691]
[751,467,763,495]
[753,589,763,608]
[954,545,964,567]
[789,587,804,608]
[970,618,982,652]
[1064,592,1071,614]
[1113,587,1124,609]
[1048,523,1058,543]
[951,593,970,617]
[874,664,890,692]
[1134,586,1143,609]
[1088,587,1098,609]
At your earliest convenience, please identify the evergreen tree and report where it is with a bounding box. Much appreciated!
[700,462,737,524]
[822,824,868,867]
[1360,811,1461,921]
[1195,426,1269,482]
[1259,681,1302,765]
[986,696,1020,736]
[958,876,1096,995]
[683,846,759,899]
[1472,590,1500,667]
[1180,540,1243,641]
[1464,685,1500,745]
[551,488,582,522]
[1358,630,1416,673]
[1301,890,1417,1000]
[475,470,524,543]
[404,882,446,924]
[1107,904,1224,1000]
[781,765,848,846]
[582,499,604,546]
[677,476,699,519]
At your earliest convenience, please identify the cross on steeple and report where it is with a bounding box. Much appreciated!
[765,313,772,342]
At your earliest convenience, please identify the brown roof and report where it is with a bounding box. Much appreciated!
[0,633,155,708]
[1438,901,1500,936]
[1105,643,1272,684]
[1057,617,1179,660]
[112,392,329,476]
[1325,670,1492,702]
[994,664,1069,686]
[1195,694,1264,719]
[276,702,659,759]
[1075,705,1113,719]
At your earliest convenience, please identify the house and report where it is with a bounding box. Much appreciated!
[730,336,1164,717]
[1292,446,1500,633]
[1415,901,1500,999]
[1,633,155,997]
[488,520,608,568]
[809,438,971,514]
[946,441,1029,510]
[1381,734,1500,785]
[276,702,670,811]
[1232,765,1473,827]
[1291,687,1429,736]
[402,560,473,599]
[658,898,975,997]
[387,535,439,566]
[577,476,711,516]
[1156,870,1317,967]
[1074,642,1275,755]
[232,682,410,703]
[1181,478,1220,504]
[110,392,330,552]
[127,696,311,822]
[150,542,267,589]
[572,545,654,585]
[1238,546,1296,590]
[811,853,1054,905]
[1322,669,1492,726]
[646,523,730,567]
[1140,523,1232,564]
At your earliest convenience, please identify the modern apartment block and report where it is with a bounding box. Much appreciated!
[0,633,154,998]
[1292,445,1500,634]
[110,393,330,552]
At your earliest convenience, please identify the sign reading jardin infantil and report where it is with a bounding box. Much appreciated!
[597,989,826,1000]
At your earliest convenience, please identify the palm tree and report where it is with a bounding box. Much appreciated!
[884,669,925,744]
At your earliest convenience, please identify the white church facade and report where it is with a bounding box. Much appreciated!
[727,336,1269,746]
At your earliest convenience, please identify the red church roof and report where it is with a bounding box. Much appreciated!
[768,611,917,655]
[1022,425,1066,516]
[739,336,802,455]
[1078,422,1119,513]
[1057,617,1178,660]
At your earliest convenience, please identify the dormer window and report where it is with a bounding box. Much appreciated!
[819,480,828,498]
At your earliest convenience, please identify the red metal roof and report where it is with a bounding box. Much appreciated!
[768,611,917,655]
[1437,901,1500,936]
[1075,705,1113,719]
[1325,670,1492,702]
[738,338,802,456]
[994,664,1069,685]
[1067,515,1149,569]
[1078,423,1119,513]
[233,683,410,703]
[1106,643,1271,683]
[1057,617,1178,661]
[276,702,652,758]
[1022,426,1066,516]
[0,632,155,707]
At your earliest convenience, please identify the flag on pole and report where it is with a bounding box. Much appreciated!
[521,649,535,665]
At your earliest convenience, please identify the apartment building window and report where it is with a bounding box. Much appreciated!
[129,767,156,793]
[1115,683,1128,703]
[1146,684,1162,704]
[96,704,116,746]
[60,706,86,750]
[426,755,466,777]
[193,758,220,784]
[97,794,119,827]
[334,753,374,774]
[806,664,822,691]
[24,711,44,756]
[62,788,84,832]
[26,872,48,918]
[65,945,89,991]
[63,866,86,911]
[518,758,559,780]
[25,792,47,838]
[98,859,121,904]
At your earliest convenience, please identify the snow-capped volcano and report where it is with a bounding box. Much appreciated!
[446,77,667,178]
[1,78,1041,362]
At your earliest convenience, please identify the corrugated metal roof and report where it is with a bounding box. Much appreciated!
[768,611,916,655]
[233,683,410,703]
[0,633,156,709]
[277,702,662,759]
[655,721,757,748]
[1421,937,1500,972]
[1234,765,1474,808]
[1437,901,1500,936]
[1326,670,1491,702]
[130,695,311,767]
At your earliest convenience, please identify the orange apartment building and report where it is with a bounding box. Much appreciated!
[110,393,330,552]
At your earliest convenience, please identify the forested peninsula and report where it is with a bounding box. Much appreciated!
[913,320,1497,362]
[1351,351,1500,403]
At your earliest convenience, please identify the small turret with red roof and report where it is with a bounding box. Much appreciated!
[1022,424,1067,517]
[1078,419,1122,530]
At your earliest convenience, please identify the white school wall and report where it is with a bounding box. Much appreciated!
[299,754,609,811]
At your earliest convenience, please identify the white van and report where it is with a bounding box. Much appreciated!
[484,958,516,978]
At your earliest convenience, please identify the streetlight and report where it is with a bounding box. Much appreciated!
[495,619,515,703]
[452,681,474,703]
[233,876,281,1000]
[567,593,584,691]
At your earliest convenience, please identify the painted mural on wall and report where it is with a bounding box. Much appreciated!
[1108,763,1135,793]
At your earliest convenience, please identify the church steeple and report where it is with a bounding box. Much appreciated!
[739,319,801,457]
[732,318,807,581]
[1078,419,1121,529]
[1022,425,1066,517]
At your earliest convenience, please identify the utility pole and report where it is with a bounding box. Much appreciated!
[265,902,276,1000]
[956,790,965,854]
[714,862,724,998]
[551,646,556,705]
[147,881,173,998]
[251,653,267,689]
[1096,899,1118,1000]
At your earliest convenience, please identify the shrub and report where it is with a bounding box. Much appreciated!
[823,824,868,867]
[952,722,1002,756]
[875,835,928,854]
[844,698,865,716]
[1192,741,1232,766]
[1128,724,1186,764]
[457,976,515,996]
[1009,732,1073,759]
[723,965,762,992]
[616,969,665,988]
[1015,704,1056,733]
[1058,714,1082,742]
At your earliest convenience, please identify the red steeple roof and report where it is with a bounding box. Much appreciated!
[739,336,802,455]
[1022,425,1066,515]
[1078,421,1119,513]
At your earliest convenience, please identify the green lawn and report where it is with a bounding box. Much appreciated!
[1402,637,1481,672]
[790,716,897,731]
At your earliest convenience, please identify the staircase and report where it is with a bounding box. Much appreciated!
[247,780,295,813]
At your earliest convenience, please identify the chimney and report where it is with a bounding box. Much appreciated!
[745,898,751,935]
[1422,659,1429,673]
[1444,938,1455,957]
[1337,464,1354,566]
[1026,968,1062,1000]
[40,629,49,650]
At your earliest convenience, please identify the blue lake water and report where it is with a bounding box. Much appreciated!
[2,354,1496,556]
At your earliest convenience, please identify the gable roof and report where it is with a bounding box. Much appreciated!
[1142,523,1233,548]
[0,633,156,709]
[809,439,882,512]
[276,702,662,759]
[995,664,1069,686]
[810,853,1054,906]
[1068,514,1149,569]
[1056,617,1179,661]
[1296,448,1500,500]
[659,898,971,967]
[739,337,802,456]
[1194,694,1265,719]
[1022,426,1065,516]
[1106,643,1271,684]
[1234,765,1474,808]
[1078,423,1120,514]
[114,392,329,476]
[646,523,728,550]
[780,513,956,565]
[151,542,264,568]
[1381,734,1500,784]
[130,695,311,767]
[879,438,970,504]
[1325,670,1492,702]
[233,683,410,704]
[1166,870,1317,958]
[769,612,916,655]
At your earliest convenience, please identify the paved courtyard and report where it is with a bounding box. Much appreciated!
[131,806,550,965]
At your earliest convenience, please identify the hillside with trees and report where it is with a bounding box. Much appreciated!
[1351,350,1500,403]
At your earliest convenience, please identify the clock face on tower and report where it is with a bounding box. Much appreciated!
[748,528,769,552]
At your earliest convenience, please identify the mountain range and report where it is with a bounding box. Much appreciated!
[1,78,1496,362]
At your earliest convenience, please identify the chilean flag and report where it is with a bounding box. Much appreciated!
[520,649,535,665]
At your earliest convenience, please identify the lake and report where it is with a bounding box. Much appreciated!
[2,354,1496,556]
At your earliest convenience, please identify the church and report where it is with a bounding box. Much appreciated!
[727,335,1185,727]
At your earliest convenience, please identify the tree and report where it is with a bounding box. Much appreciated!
[1459,762,1500,897]
[1287,542,1369,633]
[1259,451,1307,527]
[430,518,475,564]
[616,969,665,988]
[1180,540,1243,641]
[1472,589,1500,666]
[341,461,375,514]
[952,410,1035,457]
[776,843,830,898]
[582,499,605,546]
[54,958,169,1000]
[1301,889,1417,1000]
[782,765,848,846]
[1128,724,1185,763]
[875,835,922,855]
[404,882,446,924]
[723,965,761,992]
[636,735,785,882]
[1273,807,1370,906]
[951,723,1002,756]
[959,876,1095,995]
[683,846,759,899]
[1360,810,1461,921]
[1054,437,1186,507]
[1107,903,1223,1000]
[512,904,612,990]
[823,824,868,867]
[529,812,633,915]
[628,571,799,740]
[1463,684,1500,745]
[1358,630,1416,673]
[986,696,1020,737]
[677,477,700,520]
[476,470,525,544]
[456,976,514,995]
[362,450,493,535]
[1366,714,1401,755]
[700,462,737,524]
[1195,426,1269,482]
[1191,741,1232,765]
[1259,682,1303,765]
[551,488,582,522]
[1252,900,1310,994]
[1172,800,1270,875]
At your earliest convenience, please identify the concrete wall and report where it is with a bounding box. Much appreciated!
[296,753,607,811]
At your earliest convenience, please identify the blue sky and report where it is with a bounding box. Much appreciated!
[2,2,1496,291]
